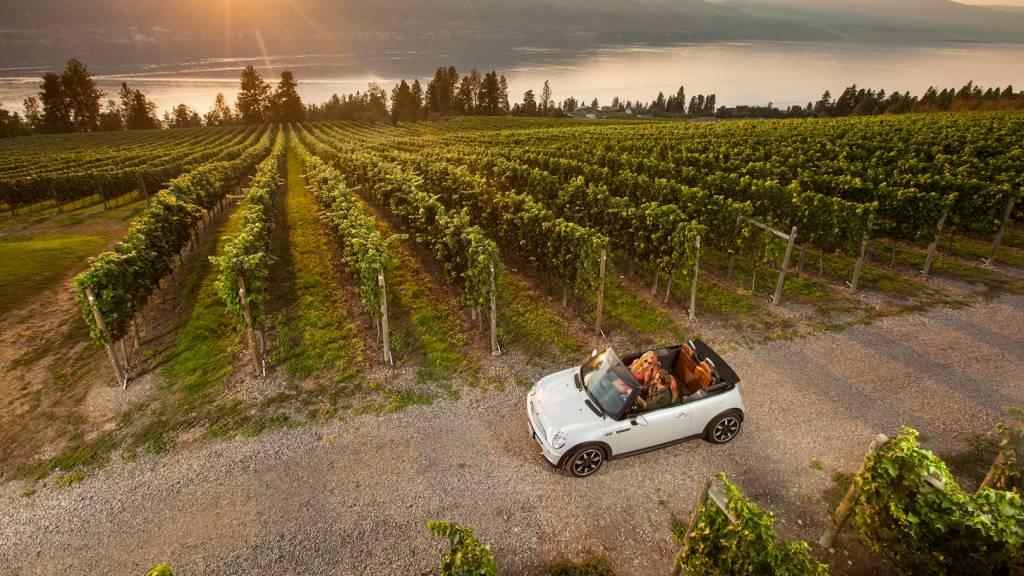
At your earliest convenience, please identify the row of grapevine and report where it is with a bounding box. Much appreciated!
[839,427,1024,575]
[415,134,881,253]
[1,125,264,212]
[211,131,287,376]
[673,474,828,575]
[297,126,499,312]
[74,127,277,385]
[430,113,1022,246]
[0,126,239,179]
[293,133,400,362]
[310,123,611,299]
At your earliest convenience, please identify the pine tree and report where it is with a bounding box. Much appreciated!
[498,75,510,113]
[541,80,552,115]
[22,97,42,132]
[479,72,500,115]
[98,99,123,131]
[38,73,72,133]
[704,94,716,115]
[60,59,102,132]
[522,90,538,115]
[455,75,474,115]
[205,93,235,126]
[272,71,305,122]
[674,86,686,113]
[236,65,270,123]
[120,82,160,130]
[411,79,424,120]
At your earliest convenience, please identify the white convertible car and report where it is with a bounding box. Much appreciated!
[527,340,745,477]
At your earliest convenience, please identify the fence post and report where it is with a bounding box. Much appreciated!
[490,262,501,357]
[689,235,701,322]
[137,174,150,206]
[595,249,607,337]
[379,269,393,366]
[922,207,949,278]
[985,194,1017,267]
[85,287,127,388]
[848,232,870,292]
[671,478,713,576]
[236,275,263,377]
[819,433,889,549]
[727,215,742,281]
[50,183,63,214]
[771,226,797,306]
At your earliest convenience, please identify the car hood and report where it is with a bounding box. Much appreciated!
[530,366,606,442]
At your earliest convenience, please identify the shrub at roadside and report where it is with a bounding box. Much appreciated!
[852,427,1024,575]
[427,520,497,576]
[675,473,828,575]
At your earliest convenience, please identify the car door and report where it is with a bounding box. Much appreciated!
[613,402,703,455]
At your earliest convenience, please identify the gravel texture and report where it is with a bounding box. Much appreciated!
[1,295,1022,576]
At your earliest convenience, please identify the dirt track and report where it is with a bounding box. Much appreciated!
[2,295,1022,576]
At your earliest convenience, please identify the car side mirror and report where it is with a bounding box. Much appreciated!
[631,416,648,427]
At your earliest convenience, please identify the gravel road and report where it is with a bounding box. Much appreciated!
[2,295,1022,576]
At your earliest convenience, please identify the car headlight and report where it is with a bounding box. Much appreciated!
[551,430,567,449]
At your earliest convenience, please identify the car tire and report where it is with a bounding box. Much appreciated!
[564,445,606,477]
[704,411,742,444]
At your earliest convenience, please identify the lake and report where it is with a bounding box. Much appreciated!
[1,42,1022,116]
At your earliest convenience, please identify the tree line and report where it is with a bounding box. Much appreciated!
[718,82,1024,120]
[0,59,305,137]
[3,58,1024,138]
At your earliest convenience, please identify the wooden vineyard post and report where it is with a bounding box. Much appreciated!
[96,181,109,210]
[819,433,889,549]
[50,183,62,214]
[980,422,1022,491]
[798,244,807,272]
[136,174,150,206]
[378,269,393,366]
[595,249,607,337]
[85,287,127,388]
[119,338,130,377]
[131,319,141,351]
[236,276,263,377]
[921,207,948,278]
[671,477,712,576]
[689,235,701,322]
[848,232,870,292]
[489,262,501,357]
[985,193,1018,267]
[726,215,742,281]
[771,226,797,306]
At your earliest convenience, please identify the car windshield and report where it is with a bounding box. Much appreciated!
[580,348,637,417]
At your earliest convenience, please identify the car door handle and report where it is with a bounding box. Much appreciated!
[616,428,631,433]
[676,412,689,418]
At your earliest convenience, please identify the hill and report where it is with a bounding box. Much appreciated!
[719,0,1024,42]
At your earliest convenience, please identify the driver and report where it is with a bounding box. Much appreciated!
[612,375,632,403]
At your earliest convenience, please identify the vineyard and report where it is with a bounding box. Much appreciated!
[1,111,1023,575]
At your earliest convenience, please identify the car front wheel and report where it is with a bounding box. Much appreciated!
[565,446,606,477]
[705,412,742,444]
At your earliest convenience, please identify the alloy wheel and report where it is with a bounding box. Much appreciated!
[572,448,604,476]
[713,416,740,442]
